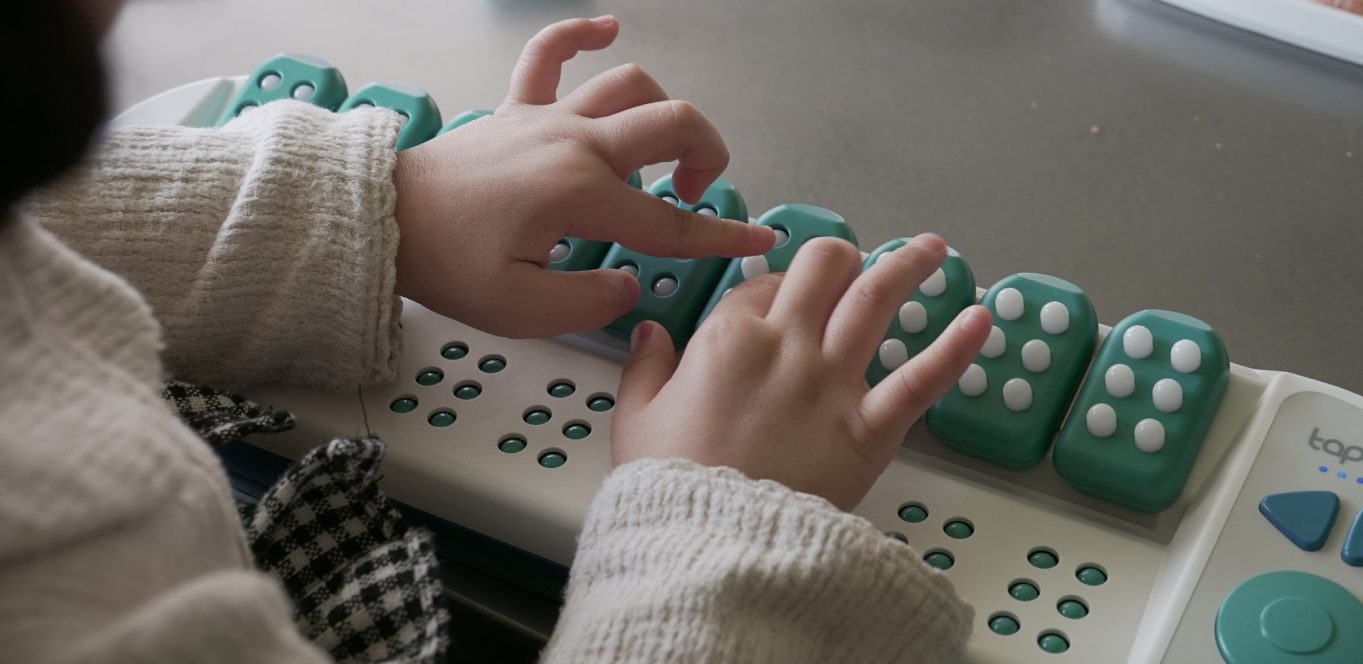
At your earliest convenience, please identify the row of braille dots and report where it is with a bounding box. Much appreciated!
[877,266,949,370]
[957,289,1072,411]
[1083,326,1203,454]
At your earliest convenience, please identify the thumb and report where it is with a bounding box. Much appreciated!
[616,321,677,413]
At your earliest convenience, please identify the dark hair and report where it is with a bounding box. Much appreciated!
[0,3,106,216]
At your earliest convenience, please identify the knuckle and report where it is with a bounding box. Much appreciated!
[850,275,897,311]
[799,236,859,268]
[665,100,702,129]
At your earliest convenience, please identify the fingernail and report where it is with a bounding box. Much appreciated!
[910,233,946,253]
[631,322,652,350]
[960,305,991,334]
[620,271,641,308]
[754,224,777,250]
[591,15,617,25]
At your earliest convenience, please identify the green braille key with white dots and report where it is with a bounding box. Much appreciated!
[927,273,1099,469]
[337,81,443,150]
[1052,310,1230,512]
[863,239,977,386]
[217,53,350,126]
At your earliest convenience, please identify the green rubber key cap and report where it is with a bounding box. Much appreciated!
[339,82,442,150]
[696,203,858,327]
[1053,310,1229,511]
[927,273,1098,469]
[602,175,748,347]
[437,109,492,136]
[218,53,348,125]
[547,171,643,272]
[863,239,977,385]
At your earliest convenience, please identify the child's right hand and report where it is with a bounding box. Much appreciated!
[612,235,993,510]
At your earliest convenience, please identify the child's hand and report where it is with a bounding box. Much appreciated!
[613,235,992,510]
[393,16,774,338]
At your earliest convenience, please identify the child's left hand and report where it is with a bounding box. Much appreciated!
[392,16,775,339]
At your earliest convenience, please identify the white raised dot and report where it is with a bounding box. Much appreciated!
[1040,301,1070,334]
[1003,378,1033,411]
[720,287,734,298]
[1152,378,1183,413]
[1105,363,1135,398]
[1021,339,1051,373]
[981,326,1006,358]
[1123,325,1154,359]
[1171,339,1202,373]
[548,241,571,263]
[740,255,769,280]
[772,228,790,247]
[1086,403,1117,438]
[259,73,282,90]
[1134,418,1166,453]
[958,364,987,397]
[920,269,947,297]
[618,263,639,278]
[652,276,678,297]
[696,207,718,217]
[996,287,1025,321]
[879,339,909,371]
[898,301,928,334]
[353,101,374,108]
[661,195,679,205]
[291,83,315,100]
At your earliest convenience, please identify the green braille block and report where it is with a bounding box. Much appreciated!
[218,53,349,126]
[864,239,977,385]
[927,273,1098,469]
[697,204,858,327]
[436,108,491,136]
[1052,310,1229,512]
[548,171,643,272]
[339,82,442,150]
[602,175,747,346]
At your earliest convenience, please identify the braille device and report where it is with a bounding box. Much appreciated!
[118,60,1363,664]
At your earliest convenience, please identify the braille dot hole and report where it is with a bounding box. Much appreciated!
[1037,630,1070,654]
[656,192,678,205]
[389,396,418,413]
[441,342,469,360]
[695,205,717,216]
[562,420,592,440]
[1056,596,1089,620]
[922,549,954,570]
[988,612,1021,636]
[943,518,975,539]
[652,273,679,297]
[238,101,259,114]
[354,100,374,108]
[291,82,315,100]
[426,408,456,428]
[547,380,576,398]
[415,367,444,386]
[1027,547,1059,569]
[538,449,568,469]
[616,261,640,278]
[897,502,929,523]
[497,435,527,454]
[1075,563,1108,586]
[523,407,552,426]
[453,381,482,400]
[258,71,283,90]
[478,355,507,373]
[886,532,908,544]
[771,225,790,247]
[586,393,615,412]
[1008,579,1040,602]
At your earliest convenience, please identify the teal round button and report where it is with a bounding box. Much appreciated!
[1216,571,1363,664]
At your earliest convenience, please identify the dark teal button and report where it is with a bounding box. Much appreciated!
[1058,599,1088,619]
[1038,633,1069,654]
[1215,570,1363,664]
[898,504,928,523]
[428,410,455,427]
[538,451,566,468]
[1077,566,1107,586]
[1259,490,1339,552]
[454,384,481,400]
[524,409,551,425]
[1010,581,1039,601]
[548,382,575,398]
[944,520,974,539]
[587,396,615,412]
[563,423,591,440]
[441,342,468,360]
[886,532,908,544]
[498,436,526,453]
[416,369,443,386]
[1028,549,1059,569]
[479,357,506,373]
[1345,506,1363,566]
[924,551,954,570]
[390,397,417,413]
[988,614,1019,636]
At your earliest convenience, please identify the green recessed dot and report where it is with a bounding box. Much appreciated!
[587,396,615,412]
[944,520,974,539]
[427,410,456,427]
[390,397,417,413]
[1028,550,1058,569]
[498,436,526,453]
[898,504,928,523]
[455,384,481,400]
[548,382,575,398]
[479,357,506,373]
[1077,566,1107,586]
[988,615,1020,636]
[524,409,551,425]
[563,423,591,440]
[538,451,567,468]
[1038,633,1069,654]
[924,551,954,570]
[441,343,468,360]
[416,369,443,386]
[887,532,908,543]
[1058,600,1088,619]
[1009,581,1040,602]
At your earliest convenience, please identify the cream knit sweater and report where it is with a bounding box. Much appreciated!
[0,101,971,663]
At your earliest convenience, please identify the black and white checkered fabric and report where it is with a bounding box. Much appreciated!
[162,380,295,446]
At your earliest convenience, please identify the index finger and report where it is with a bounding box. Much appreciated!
[568,184,774,258]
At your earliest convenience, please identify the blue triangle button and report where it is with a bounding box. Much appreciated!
[1344,508,1363,567]
[1258,491,1339,552]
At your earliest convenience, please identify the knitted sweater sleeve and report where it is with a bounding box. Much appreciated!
[541,459,973,663]
[26,101,405,389]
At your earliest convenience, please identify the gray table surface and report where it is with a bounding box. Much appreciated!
[107,0,1363,393]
